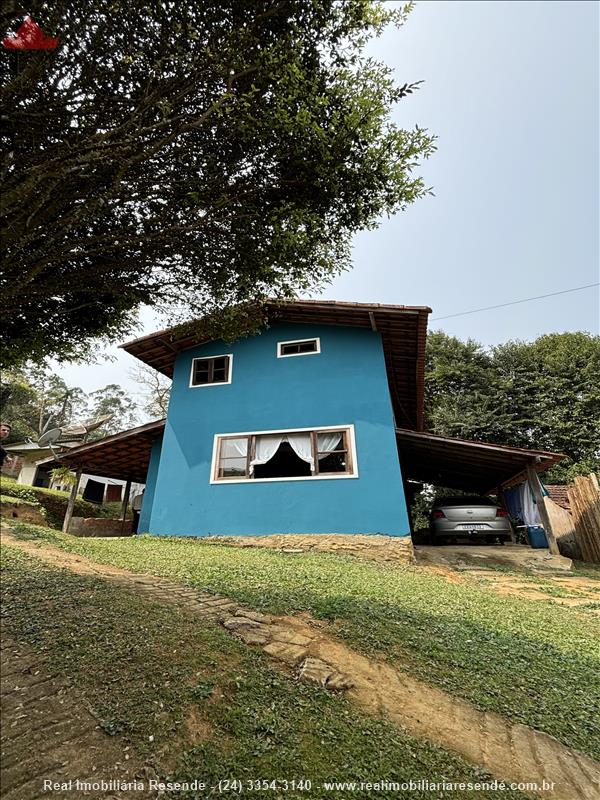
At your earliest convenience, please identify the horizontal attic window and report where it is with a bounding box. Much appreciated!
[211,426,357,483]
[277,338,320,357]
[189,354,232,387]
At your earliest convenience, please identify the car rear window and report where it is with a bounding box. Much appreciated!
[435,496,497,507]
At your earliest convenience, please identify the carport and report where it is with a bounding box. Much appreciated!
[38,419,165,534]
[396,428,566,552]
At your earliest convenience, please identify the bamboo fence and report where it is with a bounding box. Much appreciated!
[567,474,600,563]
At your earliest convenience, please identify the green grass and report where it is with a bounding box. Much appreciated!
[1,494,33,505]
[1,545,528,800]
[7,522,600,761]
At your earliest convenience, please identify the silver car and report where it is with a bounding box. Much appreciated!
[429,496,512,544]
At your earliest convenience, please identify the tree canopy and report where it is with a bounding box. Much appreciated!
[1,0,434,366]
[425,330,600,483]
[0,366,138,441]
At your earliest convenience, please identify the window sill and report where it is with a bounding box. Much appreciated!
[210,473,359,485]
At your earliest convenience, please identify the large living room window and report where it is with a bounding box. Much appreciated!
[211,426,357,483]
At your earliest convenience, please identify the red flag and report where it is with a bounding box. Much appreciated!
[2,16,59,50]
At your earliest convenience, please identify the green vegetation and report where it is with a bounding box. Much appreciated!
[1,545,526,800]
[8,522,600,761]
[1,494,33,506]
[0,477,110,526]
[425,330,600,483]
[3,1,434,367]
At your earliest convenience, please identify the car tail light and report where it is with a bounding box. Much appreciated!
[496,508,509,517]
[432,510,445,519]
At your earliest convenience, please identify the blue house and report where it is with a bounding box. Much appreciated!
[131,300,429,539]
[52,300,564,542]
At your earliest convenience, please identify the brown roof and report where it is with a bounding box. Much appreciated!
[545,484,571,511]
[121,299,431,431]
[38,419,165,484]
[395,428,566,493]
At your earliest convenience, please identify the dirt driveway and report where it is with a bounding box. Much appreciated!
[415,544,600,608]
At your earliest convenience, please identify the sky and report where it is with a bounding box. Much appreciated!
[54,0,599,397]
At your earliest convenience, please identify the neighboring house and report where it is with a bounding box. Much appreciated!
[49,300,565,541]
[545,485,571,513]
[3,441,140,502]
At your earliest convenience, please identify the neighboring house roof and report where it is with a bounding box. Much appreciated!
[545,484,571,511]
[4,440,83,457]
[41,419,565,494]
[4,442,48,453]
[37,419,166,484]
[120,299,431,432]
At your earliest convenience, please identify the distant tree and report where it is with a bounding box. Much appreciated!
[424,331,515,443]
[0,367,87,440]
[84,384,139,436]
[492,333,600,482]
[0,368,138,441]
[129,364,171,420]
[1,0,434,367]
[0,368,39,442]
[425,330,600,483]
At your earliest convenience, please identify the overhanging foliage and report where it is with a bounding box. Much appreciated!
[1,0,434,365]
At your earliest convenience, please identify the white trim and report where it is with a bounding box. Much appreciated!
[277,337,321,358]
[210,424,358,484]
[189,353,233,388]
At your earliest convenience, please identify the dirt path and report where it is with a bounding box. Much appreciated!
[3,529,599,800]
[1,637,144,799]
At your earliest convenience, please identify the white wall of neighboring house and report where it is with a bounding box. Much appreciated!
[17,461,38,486]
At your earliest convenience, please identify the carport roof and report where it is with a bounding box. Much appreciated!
[40,419,565,495]
[396,428,565,492]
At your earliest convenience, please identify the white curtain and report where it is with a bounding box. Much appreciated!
[316,432,342,460]
[287,433,315,471]
[247,431,344,475]
[221,438,248,458]
[520,481,541,525]
[250,434,283,474]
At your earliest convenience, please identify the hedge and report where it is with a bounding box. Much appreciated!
[0,477,107,528]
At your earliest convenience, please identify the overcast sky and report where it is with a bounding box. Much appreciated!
[53,0,599,399]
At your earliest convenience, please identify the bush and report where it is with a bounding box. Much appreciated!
[0,477,105,528]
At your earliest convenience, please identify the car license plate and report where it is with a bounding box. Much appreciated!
[459,524,487,530]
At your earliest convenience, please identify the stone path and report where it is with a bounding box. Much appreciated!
[3,529,599,800]
[1,637,140,800]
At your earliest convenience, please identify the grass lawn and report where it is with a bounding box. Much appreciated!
[1,544,529,800]
[6,522,600,762]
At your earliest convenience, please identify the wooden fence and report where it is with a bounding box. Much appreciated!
[567,474,600,563]
[543,497,579,560]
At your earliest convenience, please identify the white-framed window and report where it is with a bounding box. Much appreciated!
[210,424,358,484]
[277,337,321,358]
[189,354,233,387]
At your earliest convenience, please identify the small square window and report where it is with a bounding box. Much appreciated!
[190,355,232,387]
[277,338,320,357]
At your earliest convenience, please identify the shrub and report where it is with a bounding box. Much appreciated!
[0,477,104,528]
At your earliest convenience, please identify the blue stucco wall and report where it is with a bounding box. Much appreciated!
[147,323,410,537]
[139,434,162,533]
